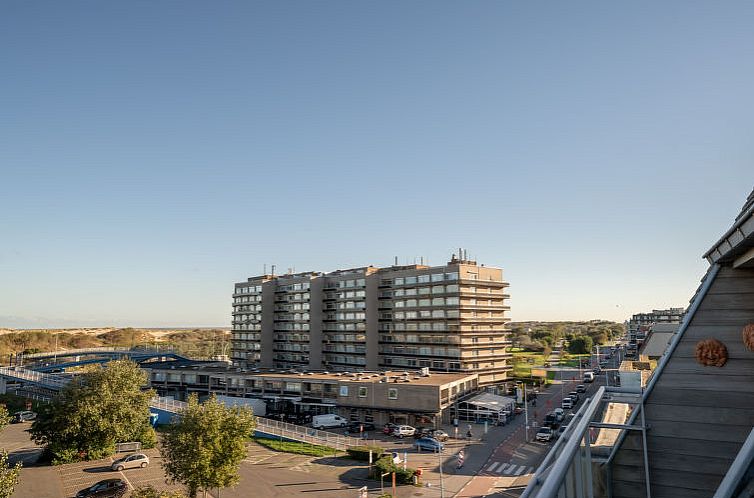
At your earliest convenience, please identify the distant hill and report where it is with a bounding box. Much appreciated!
[0,327,230,363]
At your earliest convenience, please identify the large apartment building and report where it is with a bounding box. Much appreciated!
[231,254,511,385]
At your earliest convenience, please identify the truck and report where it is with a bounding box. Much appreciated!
[583,371,595,383]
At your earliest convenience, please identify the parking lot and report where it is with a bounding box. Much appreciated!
[55,448,181,498]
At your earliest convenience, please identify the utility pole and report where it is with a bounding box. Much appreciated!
[438,448,445,498]
[523,382,529,442]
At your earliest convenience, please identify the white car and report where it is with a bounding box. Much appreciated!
[393,425,416,438]
[535,427,553,442]
[111,453,149,471]
[552,408,565,422]
[562,398,574,409]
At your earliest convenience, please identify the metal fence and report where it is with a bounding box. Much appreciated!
[0,366,71,390]
[149,396,188,413]
[713,427,754,498]
[18,345,176,361]
[255,417,364,451]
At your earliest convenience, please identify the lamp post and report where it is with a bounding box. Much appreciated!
[438,448,445,498]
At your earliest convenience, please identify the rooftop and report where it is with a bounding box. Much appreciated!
[144,361,475,386]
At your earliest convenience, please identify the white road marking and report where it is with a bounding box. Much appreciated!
[499,463,512,474]
[487,462,500,472]
[514,465,526,475]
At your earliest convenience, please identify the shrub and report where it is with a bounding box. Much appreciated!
[346,445,384,462]
[371,456,416,485]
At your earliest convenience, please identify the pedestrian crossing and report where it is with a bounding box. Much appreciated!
[484,461,535,476]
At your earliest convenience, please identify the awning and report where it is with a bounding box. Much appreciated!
[462,393,516,411]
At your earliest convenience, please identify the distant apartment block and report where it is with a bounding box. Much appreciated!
[231,254,511,385]
[627,307,685,332]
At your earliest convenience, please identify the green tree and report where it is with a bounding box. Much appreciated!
[131,486,187,498]
[568,335,594,355]
[161,394,256,498]
[0,405,10,431]
[0,451,22,498]
[29,360,156,464]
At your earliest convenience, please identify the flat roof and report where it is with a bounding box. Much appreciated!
[144,361,475,386]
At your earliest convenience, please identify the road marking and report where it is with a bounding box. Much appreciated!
[505,464,522,475]
[487,462,500,472]
[514,465,526,475]
[498,463,510,474]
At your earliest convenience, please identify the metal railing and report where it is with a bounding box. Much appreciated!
[16,345,179,363]
[255,417,364,451]
[0,366,71,390]
[149,396,188,413]
[713,427,754,498]
[521,387,647,498]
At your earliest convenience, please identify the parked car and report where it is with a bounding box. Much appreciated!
[11,411,36,423]
[413,427,432,438]
[552,408,565,422]
[312,414,347,429]
[543,413,557,428]
[535,427,553,442]
[426,429,449,441]
[556,424,568,438]
[76,479,127,498]
[346,422,376,434]
[576,384,586,393]
[593,367,601,374]
[383,423,399,435]
[393,425,416,438]
[415,437,444,452]
[111,453,149,471]
[568,391,580,403]
[562,398,574,409]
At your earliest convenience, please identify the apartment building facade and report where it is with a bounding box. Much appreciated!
[232,255,511,385]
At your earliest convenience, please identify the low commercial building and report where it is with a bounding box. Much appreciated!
[144,362,479,427]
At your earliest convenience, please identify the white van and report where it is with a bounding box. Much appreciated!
[583,372,595,383]
[312,414,348,429]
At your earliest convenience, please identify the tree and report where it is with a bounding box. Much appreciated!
[0,405,10,431]
[30,360,156,464]
[0,451,22,498]
[131,486,187,498]
[568,335,594,355]
[161,394,256,498]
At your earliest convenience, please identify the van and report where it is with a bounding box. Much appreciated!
[561,398,574,410]
[312,414,348,430]
[583,372,595,383]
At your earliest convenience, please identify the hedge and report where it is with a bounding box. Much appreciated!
[371,455,416,485]
[346,445,385,462]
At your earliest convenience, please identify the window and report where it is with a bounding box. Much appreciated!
[445,272,458,280]
[339,386,349,396]
[405,276,417,284]
[358,387,368,398]
[394,277,404,285]
[418,274,431,283]
[431,273,444,282]
[388,388,398,400]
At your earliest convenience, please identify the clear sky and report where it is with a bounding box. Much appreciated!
[1,1,753,328]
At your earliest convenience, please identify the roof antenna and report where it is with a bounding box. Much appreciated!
[264,264,267,275]
[271,264,276,277]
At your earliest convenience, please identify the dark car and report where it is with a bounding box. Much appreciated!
[383,423,399,435]
[413,427,432,439]
[346,421,376,434]
[543,413,557,428]
[76,479,127,498]
[576,384,586,393]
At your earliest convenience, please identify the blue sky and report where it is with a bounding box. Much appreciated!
[1,1,753,328]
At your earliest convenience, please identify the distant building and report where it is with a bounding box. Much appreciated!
[231,254,511,385]
[626,307,685,351]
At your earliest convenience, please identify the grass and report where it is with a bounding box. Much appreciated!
[252,437,339,457]
[511,351,546,377]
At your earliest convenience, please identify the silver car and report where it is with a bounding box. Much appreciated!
[111,453,149,471]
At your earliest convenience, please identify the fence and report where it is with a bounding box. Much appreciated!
[0,366,71,390]
[255,417,364,451]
